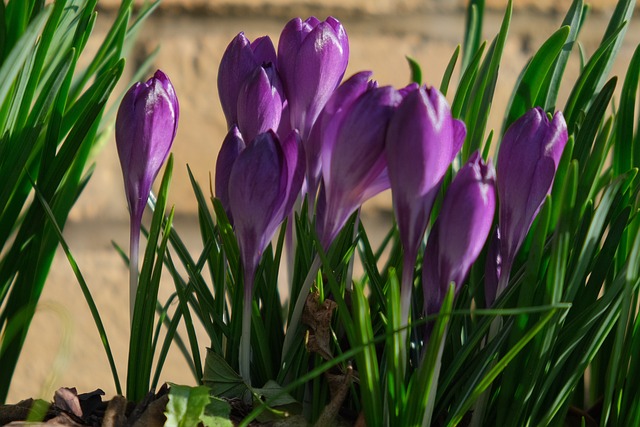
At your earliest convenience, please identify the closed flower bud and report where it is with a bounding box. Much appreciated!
[423,152,496,316]
[278,16,349,140]
[496,107,568,282]
[218,33,277,128]
[116,69,179,226]
[306,71,375,199]
[318,85,402,247]
[228,130,305,274]
[386,85,466,265]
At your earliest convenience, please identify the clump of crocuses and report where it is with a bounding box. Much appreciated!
[486,107,568,304]
[116,69,179,322]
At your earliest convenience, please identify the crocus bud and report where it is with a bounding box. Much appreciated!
[228,130,305,274]
[116,69,179,226]
[237,63,284,143]
[306,71,375,199]
[386,85,466,266]
[218,33,277,128]
[278,16,349,140]
[496,107,568,281]
[318,85,402,247]
[423,152,496,316]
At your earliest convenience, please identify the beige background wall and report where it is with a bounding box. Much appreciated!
[7,0,640,402]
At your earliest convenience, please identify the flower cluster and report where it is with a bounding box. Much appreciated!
[114,16,568,387]
[211,16,569,331]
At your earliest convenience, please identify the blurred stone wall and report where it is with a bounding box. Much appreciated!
[7,0,639,403]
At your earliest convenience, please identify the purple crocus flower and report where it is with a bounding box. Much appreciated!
[423,152,496,316]
[318,85,403,248]
[306,71,376,201]
[385,85,465,321]
[278,16,349,140]
[494,107,568,296]
[218,33,277,128]
[225,129,304,383]
[115,69,179,321]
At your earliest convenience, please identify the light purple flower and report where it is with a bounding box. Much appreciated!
[116,69,179,226]
[278,16,349,140]
[306,71,375,199]
[423,152,496,316]
[218,33,277,128]
[227,130,305,273]
[496,107,568,277]
[318,85,402,247]
[386,85,466,266]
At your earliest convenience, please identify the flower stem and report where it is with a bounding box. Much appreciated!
[129,219,140,326]
[240,264,255,385]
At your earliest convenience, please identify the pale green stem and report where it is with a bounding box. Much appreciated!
[129,219,140,326]
[422,324,449,427]
[240,263,255,385]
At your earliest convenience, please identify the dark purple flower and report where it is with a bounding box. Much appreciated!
[116,69,179,227]
[423,152,496,316]
[278,16,349,140]
[228,130,305,274]
[318,85,402,247]
[386,85,466,267]
[218,33,277,128]
[496,107,568,282]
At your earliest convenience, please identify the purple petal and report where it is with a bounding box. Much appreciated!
[250,35,277,65]
[217,33,261,128]
[237,63,284,142]
[228,131,285,270]
[215,126,246,218]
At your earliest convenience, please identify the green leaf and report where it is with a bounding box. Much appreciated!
[461,0,512,161]
[406,55,422,85]
[440,45,460,96]
[461,0,484,73]
[502,26,569,131]
[165,383,232,427]
[203,349,247,399]
[538,0,585,111]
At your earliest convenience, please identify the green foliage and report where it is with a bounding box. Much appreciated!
[165,383,232,427]
[0,0,159,403]
[14,0,640,425]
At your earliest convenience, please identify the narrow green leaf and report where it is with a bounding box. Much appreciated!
[503,26,569,131]
[406,55,422,85]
